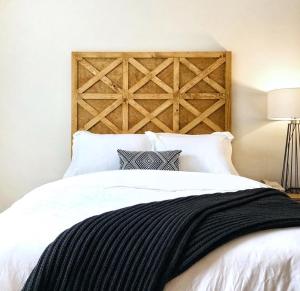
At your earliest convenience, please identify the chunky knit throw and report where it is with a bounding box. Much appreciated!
[23,188,300,291]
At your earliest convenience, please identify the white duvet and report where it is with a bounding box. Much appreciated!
[0,170,300,291]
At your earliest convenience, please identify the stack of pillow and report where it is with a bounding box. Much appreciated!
[64,131,238,177]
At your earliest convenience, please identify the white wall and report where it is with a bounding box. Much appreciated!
[0,0,300,211]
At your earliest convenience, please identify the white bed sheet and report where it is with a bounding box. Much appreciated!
[0,170,299,291]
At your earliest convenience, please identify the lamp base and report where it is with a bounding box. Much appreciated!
[281,120,300,192]
[285,187,300,194]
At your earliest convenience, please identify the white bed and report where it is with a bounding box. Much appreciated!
[0,170,299,291]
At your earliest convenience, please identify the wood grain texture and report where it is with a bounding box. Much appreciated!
[72,52,231,134]
[287,193,300,202]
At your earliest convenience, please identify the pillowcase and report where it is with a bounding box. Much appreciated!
[117,149,181,171]
[64,131,152,177]
[145,131,238,175]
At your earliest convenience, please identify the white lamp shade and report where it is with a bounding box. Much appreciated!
[267,88,300,120]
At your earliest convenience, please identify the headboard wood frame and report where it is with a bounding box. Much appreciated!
[72,51,231,135]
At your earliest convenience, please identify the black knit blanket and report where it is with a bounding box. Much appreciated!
[23,188,300,291]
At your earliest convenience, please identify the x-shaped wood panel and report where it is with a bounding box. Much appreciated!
[72,52,231,134]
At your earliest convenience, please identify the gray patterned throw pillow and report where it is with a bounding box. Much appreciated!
[117,149,181,171]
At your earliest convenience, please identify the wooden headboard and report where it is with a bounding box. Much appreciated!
[72,52,231,134]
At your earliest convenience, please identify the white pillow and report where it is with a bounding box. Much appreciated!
[145,131,238,175]
[64,131,152,177]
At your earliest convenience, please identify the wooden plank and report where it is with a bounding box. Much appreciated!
[78,58,122,93]
[129,58,173,94]
[122,58,129,132]
[128,57,149,74]
[132,94,172,99]
[72,53,78,135]
[77,99,98,116]
[78,98,121,133]
[128,100,173,133]
[180,57,226,94]
[101,118,121,133]
[179,99,200,116]
[180,58,225,94]
[181,93,224,99]
[204,78,225,94]
[173,58,180,132]
[79,59,99,75]
[84,98,123,130]
[100,76,123,93]
[79,59,123,93]
[225,52,232,130]
[179,100,225,133]
[74,51,226,59]
[179,99,223,131]
[129,58,173,93]
[80,93,122,99]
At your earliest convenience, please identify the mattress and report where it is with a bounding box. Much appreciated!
[0,170,299,290]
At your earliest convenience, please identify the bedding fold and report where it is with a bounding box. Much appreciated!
[22,188,300,291]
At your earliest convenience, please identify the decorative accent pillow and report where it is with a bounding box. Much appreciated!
[117,150,182,171]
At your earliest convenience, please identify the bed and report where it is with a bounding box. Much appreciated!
[1,52,300,291]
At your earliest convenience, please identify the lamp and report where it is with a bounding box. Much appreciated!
[267,88,300,193]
